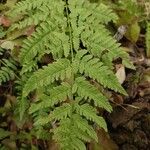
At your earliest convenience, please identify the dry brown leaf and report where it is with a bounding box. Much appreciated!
[24,25,35,36]
[0,16,11,27]
[88,129,118,150]
[115,65,126,84]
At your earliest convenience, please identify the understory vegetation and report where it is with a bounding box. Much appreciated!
[0,0,150,149]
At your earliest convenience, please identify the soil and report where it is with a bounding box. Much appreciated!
[106,40,150,150]
[107,100,150,150]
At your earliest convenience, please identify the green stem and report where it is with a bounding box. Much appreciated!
[65,1,74,103]
[65,2,74,62]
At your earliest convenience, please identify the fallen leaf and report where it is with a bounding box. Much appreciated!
[115,65,126,84]
[108,101,150,128]
[5,0,17,8]
[111,93,124,104]
[88,129,118,150]
[0,16,11,27]
[24,25,35,36]
[1,41,14,50]
[121,46,133,53]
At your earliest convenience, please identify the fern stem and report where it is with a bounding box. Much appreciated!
[65,1,75,103]
[65,2,74,61]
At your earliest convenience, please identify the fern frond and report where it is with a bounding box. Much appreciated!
[9,0,134,148]
[10,6,50,30]
[23,59,71,97]
[53,118,86,150]
[72,114,98,142]
[21,60,38,75]
[0,58,17,85]
[9,0,49,17]
[19,20,59,64]
[74,129,92,143]
[75,51,127,95]
[34,103,72,126]
[68,0,118,24]
[82,24,119,56]
[9,1,65,31]
[19,20,69,72]
[34,127,51,140]
[75,103,107,131]
[32,107,49,125]
[15,74,31,121]
[82,24,133,69]
[74,77,112,112]
[29,83,71,114]
[68,0,122,60]
[17,96,29,121]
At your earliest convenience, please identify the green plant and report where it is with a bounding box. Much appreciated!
[8,0,134,149]
[145,1,150,58]
[0,49,18,85]
[146,21,150,57]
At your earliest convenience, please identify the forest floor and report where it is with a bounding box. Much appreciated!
[0,0,150,150]
[107,37,150,150]
[88,37,150,150]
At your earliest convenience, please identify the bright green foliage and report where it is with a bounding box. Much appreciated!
[23,59,71,96]
[0,43,18,85]
[74,77,112,112]
[9,0,134,149]
[15,74,30,121]
[74,51,127,94]
[0,26,6,38]
[29,83,71,114]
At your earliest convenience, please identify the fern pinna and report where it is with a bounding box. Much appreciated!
[9,0,134,149]
[0,48,18,85]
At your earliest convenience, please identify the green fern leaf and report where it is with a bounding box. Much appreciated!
[23,59,70,97]
[68,0,118,24]
[70,138,86,150]
[74,129,92,143]
[75,51,127,95]
[9,0,49,16]
[29,83,71,114]
[75,77,112,112]
[72,114,98,142]
[10,5,50,30]
[34,103,72,126]
[53,118,86,150]
[19,20,57,64]
[18,97,29,121]
[0,58,17,85]
[9,0,134,148]
[75,103,107,131]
